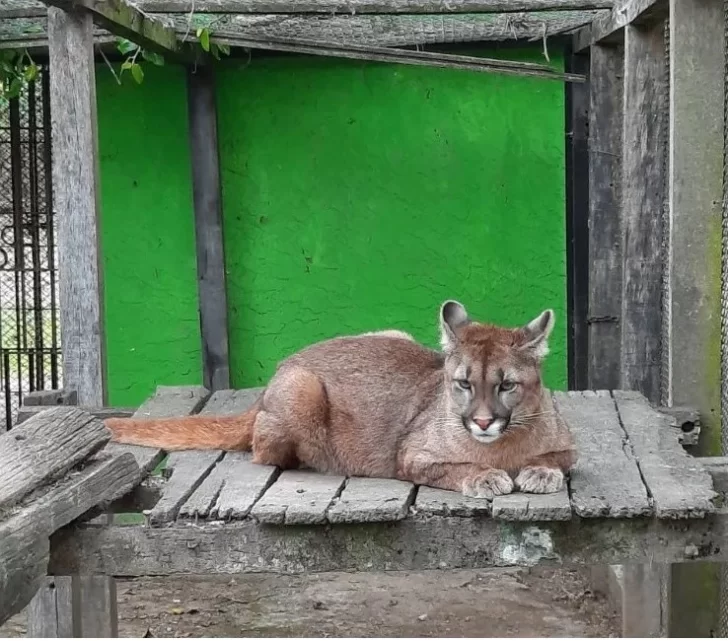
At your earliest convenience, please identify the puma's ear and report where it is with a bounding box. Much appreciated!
[440,300,470,351]
[520,309,555,360]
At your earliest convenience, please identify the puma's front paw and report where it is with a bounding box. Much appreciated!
[515,466,564,494]
[462,469,514,499]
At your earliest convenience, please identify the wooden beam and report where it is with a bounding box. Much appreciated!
[46,506,728,576]
[48,6,106,407]
[665,2,726,637]
[619,20,667,403]
[587,42,623,389]
[574,0,667,51]
[136,0,615,13]
[40,0,179,55]
[187,65,231,392]
[210,32,586,82]
[666,0,724,449]
[564,44,590,388]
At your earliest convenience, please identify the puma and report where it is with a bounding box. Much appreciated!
[106,301,576,498]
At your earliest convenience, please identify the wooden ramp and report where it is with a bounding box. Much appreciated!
[0,407,141,627]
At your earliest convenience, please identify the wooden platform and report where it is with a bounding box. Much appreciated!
[38,385,728,577]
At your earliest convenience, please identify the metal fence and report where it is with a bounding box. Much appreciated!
[0,67,61,430]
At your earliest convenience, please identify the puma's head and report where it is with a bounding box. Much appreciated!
[439,300,554,444]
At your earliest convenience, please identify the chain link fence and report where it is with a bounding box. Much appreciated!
[0,67,61,430]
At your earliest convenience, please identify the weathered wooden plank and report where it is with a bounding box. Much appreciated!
[327,477,416,523]
[178,452,278,520]
[658,405,701,447]
[0,452,139,626]
[565,45,590,389]
[149,450,223,525]
[176,388,273,519]
[492,487,571,521]
[414,486,491,517]
[105,385,210,475]
[128,385,216,524]
[0,407,109,508]
[49,508,728,576]
[666,0,724,440]
[553,391,651,517]
[697,457,728,494]
[612,391,716,518]
[587,43,623,389]
[210,27,587,81]
[200,387,263,414]
[187,65,230,393]
[207,11,603,48]
[72,576,119,638]
[48,6,105,407]
[251,470,346,524]
[22,388,78,406]
[17,405,135,425]
[619,19,667,403]
[574,0,667,50]
[27,577,75,637]
[136,0,615,14]
[42,0,179,55]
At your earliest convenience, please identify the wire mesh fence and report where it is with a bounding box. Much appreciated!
[0,67,61,430]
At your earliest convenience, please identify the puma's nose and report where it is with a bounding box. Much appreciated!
[473,417,494,431]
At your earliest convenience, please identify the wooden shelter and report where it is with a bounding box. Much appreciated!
[0,0,726,637]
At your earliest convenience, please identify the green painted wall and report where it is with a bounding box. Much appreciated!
[96,66,202,406]
[218,49,568,390]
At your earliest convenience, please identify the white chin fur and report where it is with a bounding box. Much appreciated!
[468,419,505,444]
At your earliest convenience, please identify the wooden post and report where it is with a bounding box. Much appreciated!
[665,0,725,636]
[186,64,230,392]
[620,20,667,403]
[607,17,668,638]
[587,42,623,389]
[23,391,119,638]
[565,44,590,390]
[47,6,106,407]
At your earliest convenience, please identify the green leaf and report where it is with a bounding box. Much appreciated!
[142,50,165,66]
[218,43,231,56]
[8,77,22,98]
[117,38,139,55]
[199,28,210,52]
[131,63,144,84]
[23,63,38,82]
[121,59,133,71]
[210,43,220,60]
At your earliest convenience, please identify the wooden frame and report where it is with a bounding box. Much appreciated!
[20,0,727,636]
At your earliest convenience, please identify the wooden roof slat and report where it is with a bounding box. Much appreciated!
[0,8,605,48]
[0,0,614,18]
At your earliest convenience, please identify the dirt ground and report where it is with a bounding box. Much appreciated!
[2,567,619,638]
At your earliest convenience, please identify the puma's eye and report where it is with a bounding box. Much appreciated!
[500,380,517,392]
[456,380,472,390]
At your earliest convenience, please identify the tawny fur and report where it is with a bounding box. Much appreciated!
[106,302,576,498]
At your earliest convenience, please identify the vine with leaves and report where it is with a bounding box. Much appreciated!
[0,49,39,103]
[0,20,230,101]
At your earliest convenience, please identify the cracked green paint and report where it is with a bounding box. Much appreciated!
[97,66,202,406]
[218,49,567,390]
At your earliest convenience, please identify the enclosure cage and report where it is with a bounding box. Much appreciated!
[0,68,61,430]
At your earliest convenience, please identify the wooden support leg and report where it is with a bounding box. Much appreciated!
[27,576,118,638]
[621,564,668,638]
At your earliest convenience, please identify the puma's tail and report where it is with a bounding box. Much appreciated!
[105,401,260,452]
